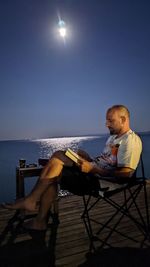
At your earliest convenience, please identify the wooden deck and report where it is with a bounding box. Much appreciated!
[0,184,150,267]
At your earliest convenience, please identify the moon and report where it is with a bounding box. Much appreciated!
[58,20,67,38]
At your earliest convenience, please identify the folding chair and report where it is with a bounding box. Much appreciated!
[81,156,150,252]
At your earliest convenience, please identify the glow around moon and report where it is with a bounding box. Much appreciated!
[58,20,67,38]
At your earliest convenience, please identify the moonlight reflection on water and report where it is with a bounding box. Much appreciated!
[34,136,97,158]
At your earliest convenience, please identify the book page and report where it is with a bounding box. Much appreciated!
[65,148,82,164]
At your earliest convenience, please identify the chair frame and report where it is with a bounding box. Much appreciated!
[81,156,150,252]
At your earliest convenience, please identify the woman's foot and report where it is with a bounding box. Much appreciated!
[2,198,37,212]
[23,218,47,231]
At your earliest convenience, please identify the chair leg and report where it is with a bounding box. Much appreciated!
[51,198,60,224]
[82,195,96,252]
[82,183,150,250]
[82,196,113,251]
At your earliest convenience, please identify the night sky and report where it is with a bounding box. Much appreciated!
[0,0,150,140]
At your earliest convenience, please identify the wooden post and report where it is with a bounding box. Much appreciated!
[16,167,25,199]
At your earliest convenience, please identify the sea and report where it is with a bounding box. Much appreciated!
[0,133,150,203]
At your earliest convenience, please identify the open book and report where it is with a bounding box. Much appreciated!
[65,148,82,164]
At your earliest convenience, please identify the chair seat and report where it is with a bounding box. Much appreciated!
[98,177,146,197]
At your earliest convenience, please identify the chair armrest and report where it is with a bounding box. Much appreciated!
[97,176,136,184]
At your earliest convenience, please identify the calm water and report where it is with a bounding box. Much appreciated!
[0,134,150,202]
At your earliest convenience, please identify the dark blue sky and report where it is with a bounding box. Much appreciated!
[0,0,150,140]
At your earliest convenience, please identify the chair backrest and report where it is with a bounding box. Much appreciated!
[140,154,145,178]
[135,153,146,180]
